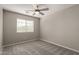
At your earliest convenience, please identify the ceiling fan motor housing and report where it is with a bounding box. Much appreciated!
[35,9,40,12]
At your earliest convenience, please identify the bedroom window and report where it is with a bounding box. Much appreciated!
[17,18,34,32]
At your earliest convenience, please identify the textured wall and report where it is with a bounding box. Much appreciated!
[0,7,3,54]
[40,5,79,52]
[3,10,40,45]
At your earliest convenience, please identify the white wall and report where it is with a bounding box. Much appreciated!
[40,5,79,52]
[0,7,3,54]
[3,10,40,45]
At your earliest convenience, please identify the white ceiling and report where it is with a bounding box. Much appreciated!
[0,4,75,18]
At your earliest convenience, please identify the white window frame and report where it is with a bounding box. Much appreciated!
[17,18,34,33]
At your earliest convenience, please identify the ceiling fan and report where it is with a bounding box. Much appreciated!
[25,4,49,15]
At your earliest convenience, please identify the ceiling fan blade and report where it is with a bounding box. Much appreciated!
[25,10,34,11]
[25,10,34,13]
[39,8,49,11]
[39,12,44,15]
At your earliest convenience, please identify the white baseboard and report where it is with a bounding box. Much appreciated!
[41,39,79,53]
[3,39,38,47]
